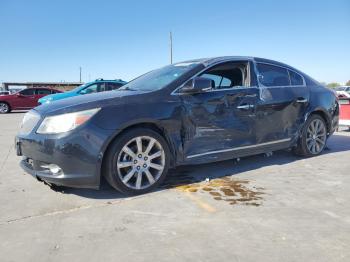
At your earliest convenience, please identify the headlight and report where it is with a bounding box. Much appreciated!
[37,108,100,134]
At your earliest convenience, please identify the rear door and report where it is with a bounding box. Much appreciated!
[255,62,310,144]
[35,89,52,105]
[180,61,259,161]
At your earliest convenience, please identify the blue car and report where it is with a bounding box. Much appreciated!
[38,79,126,104]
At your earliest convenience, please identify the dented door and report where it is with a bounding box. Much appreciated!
[256,86,310,143]
[181,87,259,159]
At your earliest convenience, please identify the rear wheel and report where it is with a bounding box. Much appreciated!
[0,102,10,113]
[294,115,327,156]
[103,128,170,195]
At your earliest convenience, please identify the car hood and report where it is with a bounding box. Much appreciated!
[39,91,75,103]
[35,89,148,116]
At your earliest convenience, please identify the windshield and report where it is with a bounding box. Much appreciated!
[335,86,346,91]
[71,83,89,92]
[119,62,202,91]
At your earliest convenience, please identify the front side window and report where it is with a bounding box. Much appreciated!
[257,63,290,87]
[199,62,249,90]
[20,89,35,96]
[80,84,98,94]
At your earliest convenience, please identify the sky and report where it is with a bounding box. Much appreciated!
[0,0,349,84]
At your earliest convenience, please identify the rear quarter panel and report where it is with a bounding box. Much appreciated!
[307,85,339,133]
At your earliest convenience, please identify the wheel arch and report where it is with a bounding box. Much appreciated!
[305,108,332,134]
[99,120,177,182]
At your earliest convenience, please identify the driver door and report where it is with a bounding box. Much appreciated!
[180,61,258,162]
[12,88,37,109]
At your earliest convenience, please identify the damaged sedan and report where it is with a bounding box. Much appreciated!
[16,56,339,194]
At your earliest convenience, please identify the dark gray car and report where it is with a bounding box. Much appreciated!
[16,56,339,194]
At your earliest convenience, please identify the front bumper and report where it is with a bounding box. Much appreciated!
[16,123,114,189]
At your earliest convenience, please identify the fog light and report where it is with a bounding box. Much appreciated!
[40,164,62,175]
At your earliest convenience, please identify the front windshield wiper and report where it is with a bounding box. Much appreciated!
[118,86,138,91]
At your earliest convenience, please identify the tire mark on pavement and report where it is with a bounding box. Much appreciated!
[0,145,13,175]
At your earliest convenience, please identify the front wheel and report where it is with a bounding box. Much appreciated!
[103,128,170,195]
[294,115,327,157]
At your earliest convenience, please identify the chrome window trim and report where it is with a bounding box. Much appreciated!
[186,138,291,159]
[255,62,306,88]
[171,58,254,96]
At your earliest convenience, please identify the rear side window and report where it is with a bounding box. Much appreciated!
[20,89,35,95]
[257,63,290,87]
[289,70,304,86]
[107,83,123,91]
[36,89,52,95]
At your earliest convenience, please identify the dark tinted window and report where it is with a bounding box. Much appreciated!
[257,63,290,87]
[20,89,35,95]
[36,89,52,95]
[289,70,304,86]
[107,83,123,90]
[98,83,106,92]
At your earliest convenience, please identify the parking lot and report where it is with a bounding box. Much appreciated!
[0,112,349,262]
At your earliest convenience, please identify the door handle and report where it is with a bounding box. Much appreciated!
[237,104,255,110]
[296,98,308,103]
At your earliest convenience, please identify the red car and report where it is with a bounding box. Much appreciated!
[0,88,62,113]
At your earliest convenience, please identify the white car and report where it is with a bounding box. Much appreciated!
[335,86,350,98]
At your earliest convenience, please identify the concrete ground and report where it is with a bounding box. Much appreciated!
[0,112,349,262]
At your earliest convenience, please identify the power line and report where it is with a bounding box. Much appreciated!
[169,31,173,64]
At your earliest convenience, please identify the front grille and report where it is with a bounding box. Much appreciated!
[18,110,41,135]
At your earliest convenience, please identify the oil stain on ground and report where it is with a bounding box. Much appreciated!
[162,173,265,206]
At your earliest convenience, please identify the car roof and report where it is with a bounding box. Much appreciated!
[180,56,297,70]
[93,79,126,83]
[182,56,309,78]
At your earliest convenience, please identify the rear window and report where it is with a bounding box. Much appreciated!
[257,63,290,87]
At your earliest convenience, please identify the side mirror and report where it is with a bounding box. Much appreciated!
[16,93,24,97]
[181,77,214,94]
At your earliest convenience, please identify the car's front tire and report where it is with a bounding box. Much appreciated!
[103,128,170,195]
[294,114,327,157]
[0,102,11,114]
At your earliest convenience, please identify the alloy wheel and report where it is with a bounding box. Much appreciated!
[306,118,326,154]
[0,103,9,113]
[116,136,165,190]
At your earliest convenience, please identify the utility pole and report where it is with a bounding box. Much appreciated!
[79,67,82,82]
[169,31,173,64]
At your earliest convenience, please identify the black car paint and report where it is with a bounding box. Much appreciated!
[16,57,339,189]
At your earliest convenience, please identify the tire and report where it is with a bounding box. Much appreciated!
[294,114,327,157]
[103,128,170,195]
[0,102,11,114]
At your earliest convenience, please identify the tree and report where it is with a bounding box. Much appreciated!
[327,82,341,88]
[346,80,350,86]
